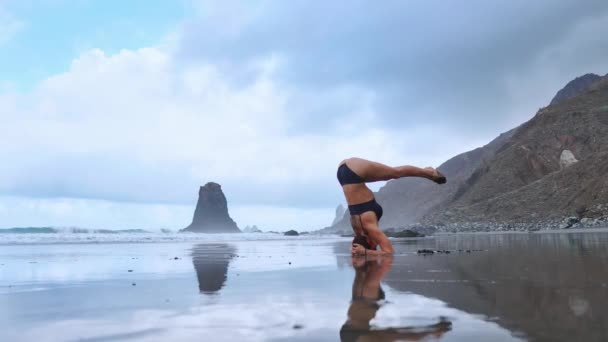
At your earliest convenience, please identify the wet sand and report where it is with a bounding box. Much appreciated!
[1,232,608,341]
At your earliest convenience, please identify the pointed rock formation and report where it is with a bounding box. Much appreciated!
[181,182,241,233]
[331,204,346,226]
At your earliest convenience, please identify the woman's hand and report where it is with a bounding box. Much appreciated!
[351,243,366,256]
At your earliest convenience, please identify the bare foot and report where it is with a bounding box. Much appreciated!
[424,167,447,184]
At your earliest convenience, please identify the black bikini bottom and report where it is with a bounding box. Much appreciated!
[348,198,383,220]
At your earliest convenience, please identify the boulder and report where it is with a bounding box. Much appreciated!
[560,150,579,169]
[284,230,299,236]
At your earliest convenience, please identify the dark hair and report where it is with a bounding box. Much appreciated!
[352,235,371,249]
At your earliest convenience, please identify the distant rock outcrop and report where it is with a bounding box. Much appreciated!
[331,204,346,226]
[243,225,262,233]
[284,230,299,236]
[181,182,241,233]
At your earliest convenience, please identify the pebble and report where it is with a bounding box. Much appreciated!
[417,249,435,255]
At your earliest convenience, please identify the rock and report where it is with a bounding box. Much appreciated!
[550,73,601,105]
[576,206,588,218]
[284,230,299,236]
[560,216,580,229]
[560,150,579,169]
[417,249,435,255]
[331,204,346,225]
[243,225,262,233]
[181,183,241,233]
[385,229,424,238]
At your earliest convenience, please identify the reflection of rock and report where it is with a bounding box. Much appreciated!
[191,244,236,294]
[182,183,241,233]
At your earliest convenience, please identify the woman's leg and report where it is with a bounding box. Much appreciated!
[344,157,445,183]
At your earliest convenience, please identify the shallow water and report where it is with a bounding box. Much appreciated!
[1,232,607,341]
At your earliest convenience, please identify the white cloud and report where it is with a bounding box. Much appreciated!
[0,6,23,45]
[11,3,606,229]
[0,34,471,229]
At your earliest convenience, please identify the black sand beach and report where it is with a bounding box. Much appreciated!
[1,232,608,341]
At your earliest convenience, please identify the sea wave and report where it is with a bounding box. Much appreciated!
[0,228,337,245]
[0,227,151,234]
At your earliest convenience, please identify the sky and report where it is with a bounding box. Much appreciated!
[1,0,608,231]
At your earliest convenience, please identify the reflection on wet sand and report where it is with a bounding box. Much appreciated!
[340,256,452,342]
[351,233,608,342]
[191,244,236,294]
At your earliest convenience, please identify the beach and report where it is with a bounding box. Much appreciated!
[2,232,608,341]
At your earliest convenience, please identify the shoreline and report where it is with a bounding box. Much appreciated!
[434,226,608,235]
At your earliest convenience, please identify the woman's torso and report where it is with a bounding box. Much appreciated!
[341,183,375,205]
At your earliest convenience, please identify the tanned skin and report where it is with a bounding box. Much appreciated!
[341,255,452,341]
[339,157,446,256]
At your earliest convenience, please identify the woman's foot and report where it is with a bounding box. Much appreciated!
[424,167,447,184]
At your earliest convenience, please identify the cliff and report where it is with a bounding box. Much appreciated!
[181,182,241,233]
[326,72,608,232]
[425,74,608,229]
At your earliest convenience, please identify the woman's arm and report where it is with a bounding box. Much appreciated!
[351,225,394,256]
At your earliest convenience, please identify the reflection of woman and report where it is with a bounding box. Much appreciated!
[340,256,452,342]
[337,158,446,256]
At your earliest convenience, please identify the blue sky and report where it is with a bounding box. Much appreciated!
[1,0,189,89]
[1,0,608,231]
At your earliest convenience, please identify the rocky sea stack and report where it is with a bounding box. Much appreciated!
[181,182,241,233]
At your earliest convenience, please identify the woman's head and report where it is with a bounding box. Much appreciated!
[352,235,372,249]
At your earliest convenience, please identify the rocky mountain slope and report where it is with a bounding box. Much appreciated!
[550,73,601,105]
[326,73,608,232]
[328,123,517,233]
[426,74,608,230]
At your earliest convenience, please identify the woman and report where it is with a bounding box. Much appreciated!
[337,157,446,256]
